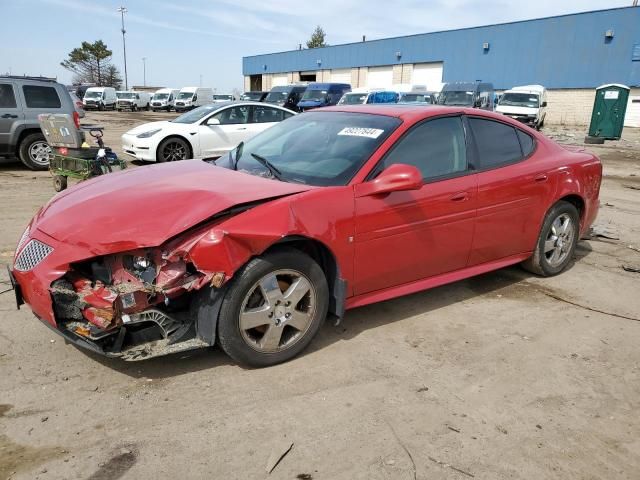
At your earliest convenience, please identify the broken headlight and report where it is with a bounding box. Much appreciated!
[123,254,156,284]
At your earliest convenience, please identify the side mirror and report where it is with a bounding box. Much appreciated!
[541,101,547,107]
[206,117,220,126]
[355,164,423,198]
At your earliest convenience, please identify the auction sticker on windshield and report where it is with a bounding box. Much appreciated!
[338,127,384,139]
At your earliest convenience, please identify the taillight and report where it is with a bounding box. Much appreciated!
[59,147,68,155]
[73,111,80,129]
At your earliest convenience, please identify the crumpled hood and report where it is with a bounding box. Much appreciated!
[34,161,313,255]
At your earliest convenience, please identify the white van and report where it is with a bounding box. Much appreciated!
[116,91,151,111]
[174,87,214,112]
[496,85,547,129]
[151,88,179,111]
[82,87,117,111]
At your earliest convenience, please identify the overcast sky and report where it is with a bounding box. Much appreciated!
[0,0,631,91]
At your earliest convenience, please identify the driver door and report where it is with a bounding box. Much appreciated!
[198,105,250,157]
[353,116,477,295]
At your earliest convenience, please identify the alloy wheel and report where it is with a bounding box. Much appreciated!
[162,141,187,161]
[239,269,316,353]
[543,213,575,267]
[28,141,52,166]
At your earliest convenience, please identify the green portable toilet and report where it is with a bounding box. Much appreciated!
[585,84,630,144]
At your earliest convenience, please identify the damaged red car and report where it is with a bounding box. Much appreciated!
[9,105,602,367]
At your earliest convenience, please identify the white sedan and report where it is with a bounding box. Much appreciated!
[121,101,296,162]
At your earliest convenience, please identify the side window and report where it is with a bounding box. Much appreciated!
[0,83,17,108]
[379,116,468,181]
[212,105,249,125]
[22,85,61,108]
[252,106,284,123]
[469,118,523,169]
[516,129,535,157]
[283,111,295,119]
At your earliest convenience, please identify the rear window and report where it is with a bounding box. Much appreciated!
[516,130,535,157]
[0,84,17,108]
[468,118,524,169]
[22,85,61,108]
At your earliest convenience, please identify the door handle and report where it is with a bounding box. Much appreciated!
[1,114,18,119]
[236,127,247,130]
[450,192,469,202]
[534,174,548,182]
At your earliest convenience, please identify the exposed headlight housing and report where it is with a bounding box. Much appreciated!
[136,129,162,138]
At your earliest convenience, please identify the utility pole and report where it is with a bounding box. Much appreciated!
[142,57,146,86]
[117,6,128,90]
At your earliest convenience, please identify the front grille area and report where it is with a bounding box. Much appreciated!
[14,239,53,272]
[175,102,184,106]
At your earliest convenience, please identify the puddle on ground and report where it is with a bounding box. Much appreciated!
[0,434,62,479]
[0,404,12,417]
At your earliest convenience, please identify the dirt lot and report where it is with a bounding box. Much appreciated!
[1,111,639,480]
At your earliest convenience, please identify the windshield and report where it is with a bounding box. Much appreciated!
[177,92,194,100]
[172,104,219,124]
[338,93,367,105]
[242,92,263,100]
[214,94,233,101]
[214,112,401,186]
[117,92,135,99]
[399,94,426,103]
[439,91,474,106]
[84,91,102,99]
[499,92,539,108]
[301,89,328,101]
[265,90,289,103]
[153,93,170,100]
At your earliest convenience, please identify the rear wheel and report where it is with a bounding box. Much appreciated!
[217,249,329,367]
[156,137,190,162]
[19,133,51,170]
[522,201,579,276]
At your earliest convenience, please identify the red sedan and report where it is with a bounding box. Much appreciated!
[9,105,602,366]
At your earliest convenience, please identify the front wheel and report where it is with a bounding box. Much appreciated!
[216,249,329,367]
[98,102,105,111]
[156,137,190,162]
[522,201,579,276]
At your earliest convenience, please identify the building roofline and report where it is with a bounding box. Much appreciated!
[243,6,638,60]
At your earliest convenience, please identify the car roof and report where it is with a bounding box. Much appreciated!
[319,104,518,124]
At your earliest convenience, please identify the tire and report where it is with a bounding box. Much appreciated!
[117,109,122,112]
[98,102,105,111]
[538,116,545,129]
[522,201,580,276]
[18,132,51,170]
[133,104,138,112]
[216,249,329,367]
[53,175,67,192]
[156,137,190,162]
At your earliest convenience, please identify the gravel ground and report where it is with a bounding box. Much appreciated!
[0,112,639,480]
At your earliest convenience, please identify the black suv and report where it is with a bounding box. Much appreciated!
[0,76,77,170]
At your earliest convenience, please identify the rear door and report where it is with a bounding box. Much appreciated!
[0,81,23,155]
[466,116,553,265]
[353,115,477,294]
[249,105,293,135]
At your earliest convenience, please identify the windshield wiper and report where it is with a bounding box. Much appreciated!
[250,152,284,181]
[233,141,244,170]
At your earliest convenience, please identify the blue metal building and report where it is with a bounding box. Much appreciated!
[243,7,640,90]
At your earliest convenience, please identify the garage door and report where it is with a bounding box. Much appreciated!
[271,74,288,87]
[367,66,393,89]
[412,62,443,90]
[624,96,640,127]
[330,69,351,84]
